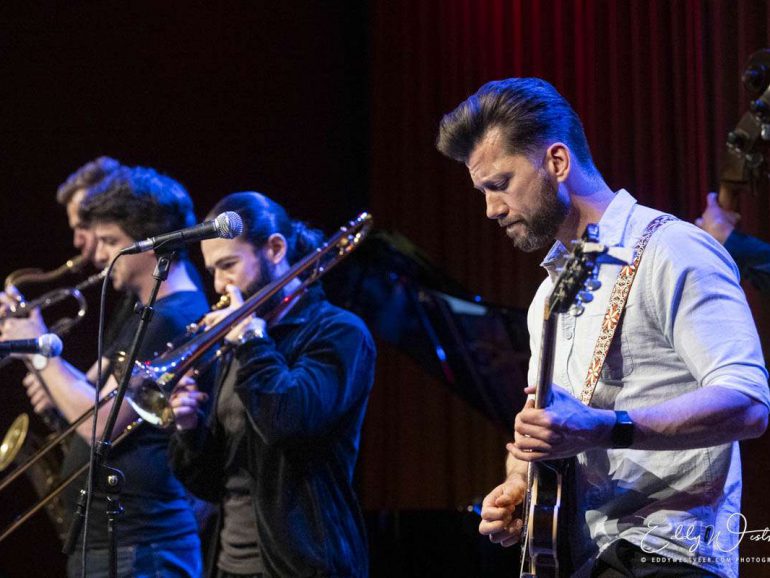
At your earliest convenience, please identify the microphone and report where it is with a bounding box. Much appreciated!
[121,211,244,255]
[0,334,64,357]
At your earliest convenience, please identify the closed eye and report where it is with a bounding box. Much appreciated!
[209,259,238,275]
[486,178,509,192]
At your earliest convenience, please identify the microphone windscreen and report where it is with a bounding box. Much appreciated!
[215,212,244,239]
[38,334,63,358]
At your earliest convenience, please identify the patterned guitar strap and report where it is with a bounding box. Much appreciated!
[579,214,677,406]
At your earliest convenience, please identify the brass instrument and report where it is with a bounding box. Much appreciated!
[0,256,107,541]
[127,211,372,427]
[0,391,140,543]
[5,255,87,290]
[0,415,70,540]
[2,259,108,337]
[0,212,373,542]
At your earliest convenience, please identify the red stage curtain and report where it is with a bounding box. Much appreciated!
[361,0,770,549]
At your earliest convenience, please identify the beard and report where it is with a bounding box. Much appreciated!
[242,253,285,314]
[509,170,570,253]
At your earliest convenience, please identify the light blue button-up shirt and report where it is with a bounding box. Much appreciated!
[527,190,770,577]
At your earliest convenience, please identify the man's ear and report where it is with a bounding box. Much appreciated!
[263,233,288,264]
[546,143,571,183]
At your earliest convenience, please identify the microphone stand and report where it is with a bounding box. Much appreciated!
[63,252,174,578]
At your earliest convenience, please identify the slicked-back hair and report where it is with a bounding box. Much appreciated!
[436,78,597,173]
[56,156,122,205]
[206,192,324,265]
[79,165,197,258]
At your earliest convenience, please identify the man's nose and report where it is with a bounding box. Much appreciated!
[214,271,228,295]
[94,244,108,267]
[485,192,507,220]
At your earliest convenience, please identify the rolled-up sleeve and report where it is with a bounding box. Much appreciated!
[647,222,770,408]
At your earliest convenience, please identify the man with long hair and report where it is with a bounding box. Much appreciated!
[169,192,375,578]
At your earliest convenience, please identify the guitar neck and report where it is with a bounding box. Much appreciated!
[534,312,558,410]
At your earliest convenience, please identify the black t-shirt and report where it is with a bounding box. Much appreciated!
[62,290,209,549]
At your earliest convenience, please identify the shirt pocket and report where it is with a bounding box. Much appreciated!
[579,308,635,385]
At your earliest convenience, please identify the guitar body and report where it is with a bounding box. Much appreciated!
[520,458,574,578]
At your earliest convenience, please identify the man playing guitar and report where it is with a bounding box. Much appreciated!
[436,78,769,577]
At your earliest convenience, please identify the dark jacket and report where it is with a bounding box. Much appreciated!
[169,287,375,577]
[724,230,770,293]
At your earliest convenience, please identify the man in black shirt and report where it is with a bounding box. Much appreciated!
[169,192,375,578]
[1,165,207,577]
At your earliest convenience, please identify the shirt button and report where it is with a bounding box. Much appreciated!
[565,329,574,340]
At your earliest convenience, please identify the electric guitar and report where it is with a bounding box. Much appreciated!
[519,224,606,578]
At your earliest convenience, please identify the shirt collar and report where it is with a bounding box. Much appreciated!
[540,189,637,278]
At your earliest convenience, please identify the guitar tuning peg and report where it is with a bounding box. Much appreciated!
[585,277,601,291]
[578,290,594,303]
[570,294,585,317]
[570,302,585,317]
[583,223,600,243]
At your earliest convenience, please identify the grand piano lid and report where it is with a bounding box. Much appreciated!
[324,229,529,432]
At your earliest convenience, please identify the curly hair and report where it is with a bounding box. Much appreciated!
[79,165,197,251]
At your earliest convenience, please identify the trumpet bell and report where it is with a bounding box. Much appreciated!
[0,414,30,472]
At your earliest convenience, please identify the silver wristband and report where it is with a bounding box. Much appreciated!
[237,319,266,345]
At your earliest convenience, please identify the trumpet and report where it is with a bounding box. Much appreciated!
[2,258,108,337]
[0,212,373,542]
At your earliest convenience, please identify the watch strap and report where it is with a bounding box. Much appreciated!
[611,410,634,448]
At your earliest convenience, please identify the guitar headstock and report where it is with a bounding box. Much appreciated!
[546,224,605,318]
[720,49,770,210]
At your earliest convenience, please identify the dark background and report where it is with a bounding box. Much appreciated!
[1,1,770,576]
